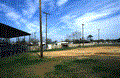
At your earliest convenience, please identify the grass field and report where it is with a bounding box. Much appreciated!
[1,46,120,77]
[44,56,120,78]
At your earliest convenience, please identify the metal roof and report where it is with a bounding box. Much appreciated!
[0,23,31,38]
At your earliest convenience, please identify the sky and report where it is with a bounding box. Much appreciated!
[0,0,120,42]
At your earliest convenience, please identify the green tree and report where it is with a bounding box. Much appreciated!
[64,39,71,43]
[19,38,28,45]
[73,39,79,44]
[30,38,39,46]
[117,38,120,42]
[47,38,52,44]
[87,35,93,41]
[99,39,104,43]
[106,39,110,43]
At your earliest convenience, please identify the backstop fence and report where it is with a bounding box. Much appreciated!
[0,45,28,58]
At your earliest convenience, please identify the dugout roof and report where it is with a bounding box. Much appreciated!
[0,23,31,38]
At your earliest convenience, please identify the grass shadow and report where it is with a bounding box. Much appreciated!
[1,56,49,69]
[72,59,98,64]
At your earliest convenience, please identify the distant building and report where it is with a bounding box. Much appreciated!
[46,42,69,50]
[57,42,69,45]
[57,42,69,48]
[47,44,52,49]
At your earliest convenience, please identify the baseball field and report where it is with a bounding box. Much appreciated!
[1,46,120,77]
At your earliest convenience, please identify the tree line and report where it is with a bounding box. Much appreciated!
[0,31,120,46]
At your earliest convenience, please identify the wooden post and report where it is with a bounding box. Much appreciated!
[39,0,43,57]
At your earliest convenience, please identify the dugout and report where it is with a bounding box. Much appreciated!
[0,23,31,58]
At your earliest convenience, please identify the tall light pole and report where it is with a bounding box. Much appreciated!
[82,24,84,46]
[39,0,43,57]
[43,12,50,50]
[98,29,100,45]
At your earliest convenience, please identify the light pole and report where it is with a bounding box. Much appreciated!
[98,29,100,45]
[43,12,50,50]
[39,0,43,57]
[82,24,84,46]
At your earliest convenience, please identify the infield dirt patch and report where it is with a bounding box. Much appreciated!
[33,46,120,57]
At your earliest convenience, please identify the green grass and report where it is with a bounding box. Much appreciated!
[44,56,120,78]
[1,54,120,77]
[1,53,57,78]
[1,44,120,77]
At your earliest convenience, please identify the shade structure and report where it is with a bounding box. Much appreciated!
[0,23,31,38]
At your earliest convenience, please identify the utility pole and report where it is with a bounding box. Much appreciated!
[39,0,43,57]
[98,29,100,45]
[43,12,50,50]
[82,24,84,46]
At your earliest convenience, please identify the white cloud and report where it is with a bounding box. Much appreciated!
[41,0,56,12]
[0,3,14,13]
[97,1,120,12]
[60,14,77,21]
[56,1,120,40]
[6,12,21,20]
[46,26,68,41]
[20,18,28,24]
[26,21,40,33]
[0,3,21,21]
[74,12,109,25]
[1,0,119,41]
[48,1,56,11]
[22,0,39,18]
[24,20,47,34]
[59,0,120,32]
[83,15,120,40]
[57,0,68,6]
[0,3,41,34]
[0,3,25,30]
[22,0,56,18]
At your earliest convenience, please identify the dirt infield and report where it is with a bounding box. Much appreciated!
[32,46,120,57]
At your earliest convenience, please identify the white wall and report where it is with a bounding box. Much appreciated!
[48,44,52,49]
